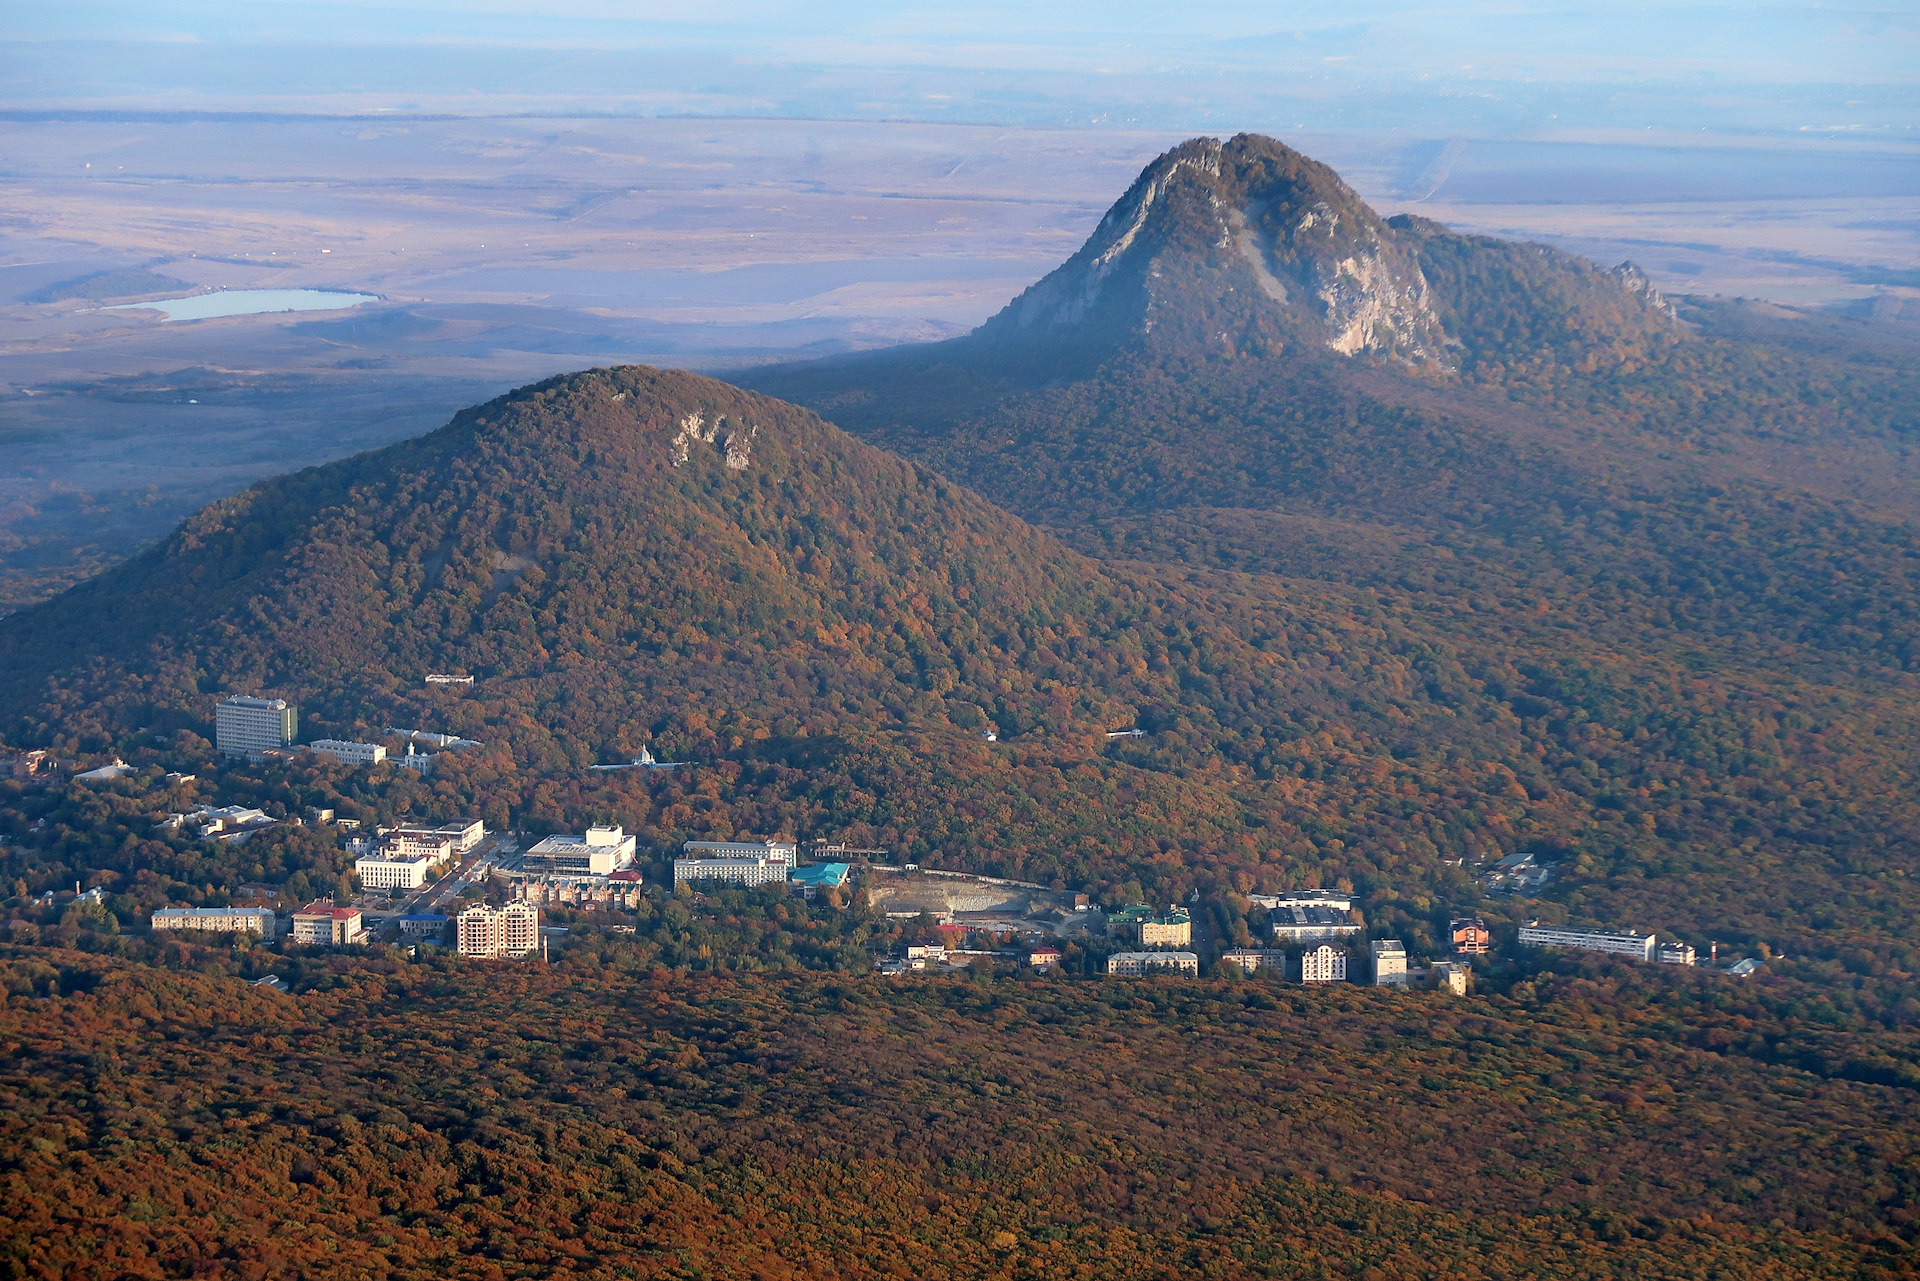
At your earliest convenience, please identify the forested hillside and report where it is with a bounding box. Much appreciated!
[1,944,1915,1280]
[737,136,1920,979]
[2,363,1919,979]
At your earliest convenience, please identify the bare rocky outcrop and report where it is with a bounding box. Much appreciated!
[969,132,1682,377]
[975,133,1450,366]
[672,411,756,469]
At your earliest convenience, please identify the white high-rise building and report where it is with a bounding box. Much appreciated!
[457,902,540,959]
[1299,944,1348,984]
[1370,939,1408,987]
[215,696,298,757]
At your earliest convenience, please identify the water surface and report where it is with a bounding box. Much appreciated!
[105,289,379,321]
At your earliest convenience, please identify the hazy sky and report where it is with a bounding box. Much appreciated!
[4,2,1916,139]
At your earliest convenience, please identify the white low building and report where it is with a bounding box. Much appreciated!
[524,826,636,875]
[151,907,279,938]
[1217,948,1288,975]
[385,820,486,856]
[1518,926,1657,963]
[159,804,281,844]
[74,758,136,783]
[309,739,387,767]
[1107,951,1199,976]
[354,851,440,890]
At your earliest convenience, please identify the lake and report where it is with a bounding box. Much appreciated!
[104,289,380,322]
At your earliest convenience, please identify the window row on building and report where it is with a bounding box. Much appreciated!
[457,902,540,959]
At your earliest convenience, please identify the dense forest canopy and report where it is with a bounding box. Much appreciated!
[1,944,1915,1280]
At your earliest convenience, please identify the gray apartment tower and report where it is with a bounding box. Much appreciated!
[215,696,298,758]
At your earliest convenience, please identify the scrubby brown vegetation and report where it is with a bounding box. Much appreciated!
[0,944,1915,1280]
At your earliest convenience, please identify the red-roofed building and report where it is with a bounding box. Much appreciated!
[291,900,365,946]
[1028,946,1062,969]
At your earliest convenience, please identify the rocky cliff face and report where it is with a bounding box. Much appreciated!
[976,134,1451,366]
[971,133,1679,375]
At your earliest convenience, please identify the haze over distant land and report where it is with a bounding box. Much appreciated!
[0,2,1914,606]
[5,0,1915,138]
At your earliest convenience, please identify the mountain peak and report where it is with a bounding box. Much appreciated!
[965,133,1682,376]
[974,133,1450,366]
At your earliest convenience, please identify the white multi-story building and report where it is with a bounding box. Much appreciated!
[151,907,279,938]
[351,819,477,890]
[524,826,636,875]
[1656,942,1697,966]
[1250,890,1353,911]
[386,820,486,856]
[309,739,387,767]
[1430,962,1471,995]
[1518,926,1657,963]
[215,696,298,758]
[1370,939,1409,987]
[290,901,365,946]
[1107,951,1199,976]
[682,839,797,867]
[1299,944,1348,984]
[354,851,439,890]
[1217,948,1288,975]
[673,856,789,887]
[1268,898,1363,944]
[456,902,540,959]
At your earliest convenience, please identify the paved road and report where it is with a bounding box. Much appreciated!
[372,833,514,940]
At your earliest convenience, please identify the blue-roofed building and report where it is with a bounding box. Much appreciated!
[788,863,852,898]
[397,914,450,939]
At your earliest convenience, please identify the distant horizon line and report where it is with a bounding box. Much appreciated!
[2,110,1905,154]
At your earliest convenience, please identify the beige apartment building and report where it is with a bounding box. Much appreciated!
[457,902,541,959]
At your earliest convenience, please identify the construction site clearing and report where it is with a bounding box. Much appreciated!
[859,865,1099,941]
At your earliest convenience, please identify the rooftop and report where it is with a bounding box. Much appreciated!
[294,900,361,920]
[1109,904,1190,924]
